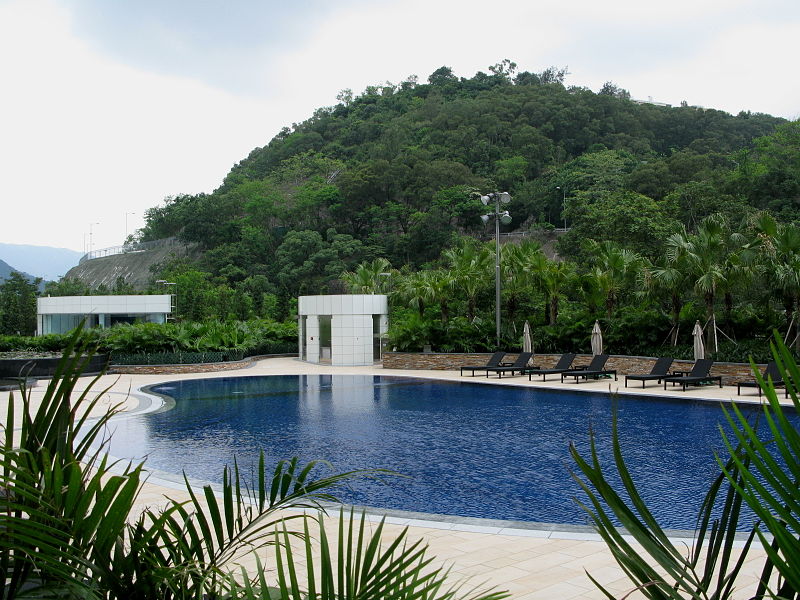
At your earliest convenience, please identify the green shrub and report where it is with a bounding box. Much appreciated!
[110,350,246,365]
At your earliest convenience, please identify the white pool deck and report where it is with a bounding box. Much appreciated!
[8,357,787,599]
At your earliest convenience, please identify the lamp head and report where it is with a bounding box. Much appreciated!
[499,191,511,204]
[500,211,512,225]
[480,214,490,224]
[480,194,491,206]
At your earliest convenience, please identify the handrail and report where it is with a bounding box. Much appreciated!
[482,229,569,240]
[78,238,180,264]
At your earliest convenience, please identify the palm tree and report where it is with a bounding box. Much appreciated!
[396,269,433,318]
[501,239,543,325]
[753,213,800,349]
[426,268,456,323]
[443,240,492,322]
[584,240,643,318]
[638,254,692,346]
[340,257,394,293]
[666,215,753,352]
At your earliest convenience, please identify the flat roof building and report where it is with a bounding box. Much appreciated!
[37,295,173,335]
[298,295,388,366]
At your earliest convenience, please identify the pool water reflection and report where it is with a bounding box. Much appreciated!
[104,374,786,529]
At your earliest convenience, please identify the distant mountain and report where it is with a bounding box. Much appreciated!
[0,243,83,281]
[0,258,37,282]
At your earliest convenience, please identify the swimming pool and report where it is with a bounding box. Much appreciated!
[106,374,786,530]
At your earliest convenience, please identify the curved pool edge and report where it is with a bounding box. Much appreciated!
[90,379,754,546]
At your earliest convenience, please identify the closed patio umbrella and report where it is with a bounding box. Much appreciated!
[522,320,533,353]
[591,320,603,355]
[693,320,705,360]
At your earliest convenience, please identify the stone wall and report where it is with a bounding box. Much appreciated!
[109,353,297,375]
[382,352,764,385]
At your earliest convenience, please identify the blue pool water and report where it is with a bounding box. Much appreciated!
[105,374,789,529]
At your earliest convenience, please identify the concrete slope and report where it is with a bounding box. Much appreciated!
[63,241,198,291]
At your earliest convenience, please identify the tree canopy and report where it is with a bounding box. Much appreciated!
[128,63,794,320]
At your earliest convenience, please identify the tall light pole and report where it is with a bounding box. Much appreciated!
[480,191,512,350]
[88,222,100,256]
[125,212,136,242]
[556,186,567,230]
[156,280,177,321]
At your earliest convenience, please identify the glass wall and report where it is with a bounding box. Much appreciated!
[319,315,331,362]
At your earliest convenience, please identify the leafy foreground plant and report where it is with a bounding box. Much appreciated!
[0,327,506,600]
[570,332,799,600]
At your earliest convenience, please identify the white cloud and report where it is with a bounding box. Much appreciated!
[0,0,272,251]
[626,22,800,117]
[0,0,798,254]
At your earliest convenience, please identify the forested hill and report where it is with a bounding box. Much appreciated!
[137,63,797,304]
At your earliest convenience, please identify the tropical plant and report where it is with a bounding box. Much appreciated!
[0,326,506,599]
[584,240,643,318]
[443,240,492,322]
[752,213,800,350]
[340,257,394,294]
[502,239,543,324]
[571,332,800,600]
[539,260,575,325]
[669,214,761,351]
[396,270,434,318]
[638,253,693,346]
[269,510,509,600]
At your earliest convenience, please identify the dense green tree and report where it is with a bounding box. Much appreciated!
[729,120,800,215]
[560,191,680,260]
[274,229,366,297]
[0,271,40,335]
[44,277,92,297]
[128,63,786,319]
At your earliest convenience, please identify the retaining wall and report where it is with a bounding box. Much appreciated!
[0,355,110,378]
[107,353,298,375]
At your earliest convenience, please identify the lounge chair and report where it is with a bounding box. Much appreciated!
[460,351,506,376]
[662,359,721,391]
[526,353,577,381]
[486,352,536,378]
[624,357,674,388]
[737,361,788,397]
[561,354,617,383]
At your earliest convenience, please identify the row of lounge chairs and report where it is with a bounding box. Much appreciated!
[459,352,787,394]
[460,352,617,382]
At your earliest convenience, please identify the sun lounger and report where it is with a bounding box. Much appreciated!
[486,352,536,378]
[624,357,674,388]
[737,361,788,397]
[460,351,506,376]
[662,359,721,391]
[526,353,577,381]
[561,354,616,383]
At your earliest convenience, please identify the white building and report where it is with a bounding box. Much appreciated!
[37,295,173,335]
[297,295,388,366]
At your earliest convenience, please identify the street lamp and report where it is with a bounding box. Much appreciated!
[480,191,512,350]
[125,212,136,242]
[555,186,567,231]
[156,280,177,321]
[88,222,100,256]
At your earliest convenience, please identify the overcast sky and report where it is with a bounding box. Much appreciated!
[1,0,798,253]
